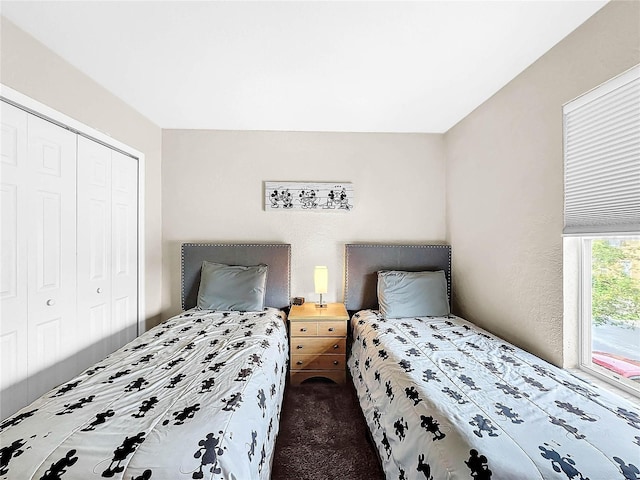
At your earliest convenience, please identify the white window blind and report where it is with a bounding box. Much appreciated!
[563,65,640,235]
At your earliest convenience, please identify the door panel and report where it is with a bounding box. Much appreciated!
[1,117,20,167]
[111,151,138,347]
[36,192,62,291]
[77,136,112,366]
[0,332,19,387]
[1,184,19,300]
[88,303,110,361]
[112,296,130,349]
[89,199,109,281]
[0,103,29,419]
[26,114,77,400]
[34,318,62,373]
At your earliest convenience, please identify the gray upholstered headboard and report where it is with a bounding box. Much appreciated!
[181,243,291,310]
[344,244,451,312]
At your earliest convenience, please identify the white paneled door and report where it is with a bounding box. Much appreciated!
[1,103,78,413]
[77,137,113,366]
[110,150,138,351]
[0,98,140,421]
[0,102,29,417]
[26,114,78,401]
[77,138,138,366]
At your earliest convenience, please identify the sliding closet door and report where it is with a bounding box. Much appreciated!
[0,102,29,417]
[111,150,138,349]
[26,113,78,399]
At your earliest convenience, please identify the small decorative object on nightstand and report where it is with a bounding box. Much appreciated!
[288,302,349,385]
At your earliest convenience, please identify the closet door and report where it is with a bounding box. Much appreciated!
[26,114,77,399]
[0,102,29,417]
[77,137,113,366]
[111,150,138,349]
[77,139,138,365]
[1,97,140,421]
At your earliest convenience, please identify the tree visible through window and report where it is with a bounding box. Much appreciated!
[589,238,640,386]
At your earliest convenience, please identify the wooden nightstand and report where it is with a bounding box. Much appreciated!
[288,302,349,385]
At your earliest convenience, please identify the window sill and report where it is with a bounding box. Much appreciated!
[568,368,640,406]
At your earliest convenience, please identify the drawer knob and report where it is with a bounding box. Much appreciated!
[97,287,103,294]
[333,360,339,365]
[296,361,303,365]
[328,327,335,332]
[297,345,303,349]
[300,328,307,332]
[333,344,339,349]
[46,299,55,306]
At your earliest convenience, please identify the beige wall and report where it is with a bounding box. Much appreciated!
[444,0,640,366]
[5,0,638,365]
[162,130,446,318]
[1,17,164,329]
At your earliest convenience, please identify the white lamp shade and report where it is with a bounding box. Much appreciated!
[314,266,328,294]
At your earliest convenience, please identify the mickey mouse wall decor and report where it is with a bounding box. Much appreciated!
[264,181,354,212]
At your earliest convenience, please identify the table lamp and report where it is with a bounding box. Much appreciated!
[314,266,328,308]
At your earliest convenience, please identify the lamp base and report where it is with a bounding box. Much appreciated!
[315,293,327,308]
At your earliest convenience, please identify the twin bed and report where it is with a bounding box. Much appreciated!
[1,243,290,480]
[345,244,640,480]
[2,242,639,480]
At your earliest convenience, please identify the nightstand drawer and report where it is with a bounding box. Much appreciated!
[291,354,345,370]
[290,321,318,336]
[289,320,346,337]
[291,337,346,354]
[318,321,346,337]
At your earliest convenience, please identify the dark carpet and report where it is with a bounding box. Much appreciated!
[272,379,385,480]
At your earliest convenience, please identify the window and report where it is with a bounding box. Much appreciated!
[563,64,640,395]
[581,237,640,392]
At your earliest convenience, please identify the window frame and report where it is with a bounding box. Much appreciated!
[578,235,640,397]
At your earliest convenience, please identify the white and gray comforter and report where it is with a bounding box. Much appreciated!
[349,310,640,480]
[1,308,288,480]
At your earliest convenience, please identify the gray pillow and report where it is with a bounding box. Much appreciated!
[197,261,268,311]
[377,270,449,318]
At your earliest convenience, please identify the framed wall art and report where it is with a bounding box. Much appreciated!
[265,181,354,212]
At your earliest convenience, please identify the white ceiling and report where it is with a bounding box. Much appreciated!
[1,1,607,133]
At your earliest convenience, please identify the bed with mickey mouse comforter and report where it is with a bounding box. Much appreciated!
[1,308,288,480]
[349,310,640,480]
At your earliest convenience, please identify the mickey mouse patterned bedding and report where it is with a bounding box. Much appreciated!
[1,308,288,480]
[348,310,640,480]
